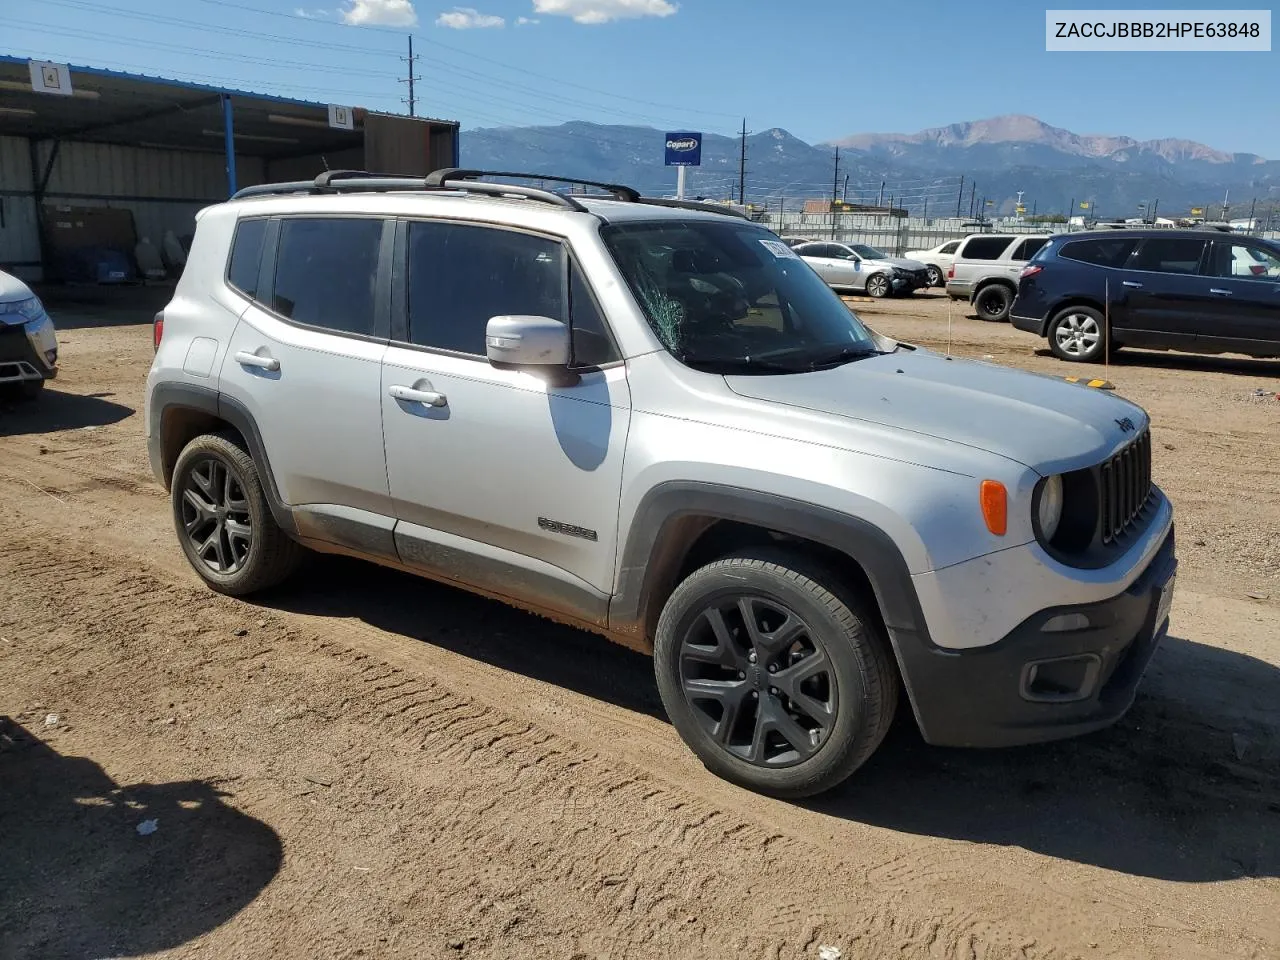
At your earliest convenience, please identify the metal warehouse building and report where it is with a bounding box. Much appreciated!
[0,56,459,283]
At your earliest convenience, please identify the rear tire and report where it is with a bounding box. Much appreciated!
[926,265,943,287]
[1047,306,1107,363]
[653,548,899,799]
[171,432,302,596]
[974,284,1013,322]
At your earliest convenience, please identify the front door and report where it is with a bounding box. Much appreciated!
[380,219,631,623]
[1200,240,1280,354]
[218,216,393,522]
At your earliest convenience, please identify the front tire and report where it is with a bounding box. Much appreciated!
[974,284,1013,322]
[1048,306,1106,362]
[171,432,302,596]
[653,548,899,799]
[865,274,891,298]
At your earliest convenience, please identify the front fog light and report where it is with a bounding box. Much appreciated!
[1037,474,1063,542]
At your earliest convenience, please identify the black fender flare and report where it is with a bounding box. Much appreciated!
[607,481,929,643]
[148,382,296,535]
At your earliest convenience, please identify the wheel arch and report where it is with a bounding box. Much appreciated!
[149,382,296,534]
[970,276,1017,301]
[608,482,928,660]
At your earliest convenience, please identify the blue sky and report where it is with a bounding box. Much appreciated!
[4,0,1278,156]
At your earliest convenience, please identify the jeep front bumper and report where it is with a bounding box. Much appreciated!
[0,315,58,385]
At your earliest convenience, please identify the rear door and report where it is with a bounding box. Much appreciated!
[1201,239,1280,354]
[1117,236,1211,349]
[218,216,393,523]
[797,243,861,288]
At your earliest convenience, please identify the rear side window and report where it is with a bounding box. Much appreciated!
[407,221,565,356]
[1130,237,1207,275]
[227,218,267,298]
[939,241,960,254]
[272,218,383,335]
[959,236,1013,260]
[1010,237,1048,261]
[1059,238,1138,268]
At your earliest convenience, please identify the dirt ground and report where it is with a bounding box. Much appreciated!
[1,287,1276,960]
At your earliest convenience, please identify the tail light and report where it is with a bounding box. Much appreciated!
[1251,264,1266,275]
[947,264,955,280]
[153,312,164,353]
[1020,265,1043,279]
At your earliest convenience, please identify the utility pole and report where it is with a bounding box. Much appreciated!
[1221,189,1230,221]
[969,182,976,218]
[1150,198,1158,223]
[738,118,747,206]
[831,147,840,203]
[400,35,421,116]
[955,175,964,218]
[1248,196,1257,231]
[922,196,928,221]
[877,180,885,207]
[843,174,849,202]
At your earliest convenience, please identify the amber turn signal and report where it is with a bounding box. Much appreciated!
[980,480,1008,536]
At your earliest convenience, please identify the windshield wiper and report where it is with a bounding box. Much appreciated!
[682,356,807,374]
[803,344,882,369]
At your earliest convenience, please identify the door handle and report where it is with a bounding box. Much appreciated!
[1122,280,1143,289]
[234,350,280,371]
[1208,288,1233,296]
[389,384,448,408]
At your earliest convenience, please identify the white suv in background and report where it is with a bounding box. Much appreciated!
[946,233,1052,322]
[904,239,962,288]
[144,170,1175,799]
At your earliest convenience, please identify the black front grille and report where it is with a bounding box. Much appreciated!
[1098,429,1152,544]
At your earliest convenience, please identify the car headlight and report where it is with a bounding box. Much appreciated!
[14,296,46,322]
[1035,474,1064,542]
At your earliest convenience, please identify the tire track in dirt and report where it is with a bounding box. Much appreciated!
[1,510,1092,960]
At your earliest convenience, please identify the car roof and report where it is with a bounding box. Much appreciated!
[1056,228,1249,241]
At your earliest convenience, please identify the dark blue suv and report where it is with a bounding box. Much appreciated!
[1010,230,1280,363]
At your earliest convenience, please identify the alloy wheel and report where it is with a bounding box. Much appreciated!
[866,275,889,298]
[679,595,838,767]
[1054,312,1101,357]
[179,457,253,575]
[926,266,943,287]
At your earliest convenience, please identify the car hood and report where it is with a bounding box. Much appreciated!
[0,271,34,304]
[724,348,1147,474]
[867,257,928,272]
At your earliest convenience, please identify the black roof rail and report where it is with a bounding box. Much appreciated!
[426,168,641,203]
[230,168,748,219]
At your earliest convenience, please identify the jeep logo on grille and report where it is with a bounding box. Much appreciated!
[666,137,699,152]
[1115,417,1135,433]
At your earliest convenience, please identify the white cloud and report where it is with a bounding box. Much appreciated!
[436,6,506,28]
[516,15,540,24]
[294,6,332,17]
[532,0,676,24]
[340,0,419,26]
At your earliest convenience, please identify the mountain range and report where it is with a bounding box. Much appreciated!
[459,114,1280,220]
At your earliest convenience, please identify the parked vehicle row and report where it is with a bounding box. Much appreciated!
[1011,229,1280,362]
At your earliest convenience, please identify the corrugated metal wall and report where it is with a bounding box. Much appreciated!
[0,135,266,280]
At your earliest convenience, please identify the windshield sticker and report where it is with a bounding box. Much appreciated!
[759,239,799,259]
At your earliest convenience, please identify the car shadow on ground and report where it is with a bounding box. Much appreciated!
[1033,346,1280,379]
[0,717,282,958]
[0,388,134,436]
[263,555,1278,884]
[35,282,175,330]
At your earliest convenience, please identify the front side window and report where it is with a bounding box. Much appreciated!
[1130,237,1207,275]
[1207,241,1280,280]
[272,218,383,335]
[408,221,564,355]
[602,220,880,373]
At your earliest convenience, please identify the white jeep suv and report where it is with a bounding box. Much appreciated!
[145,170,1176,798]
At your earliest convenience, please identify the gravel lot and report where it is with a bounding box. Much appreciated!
[1,287,1276,960]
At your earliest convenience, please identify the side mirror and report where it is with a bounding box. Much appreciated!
[485,315,570,367]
